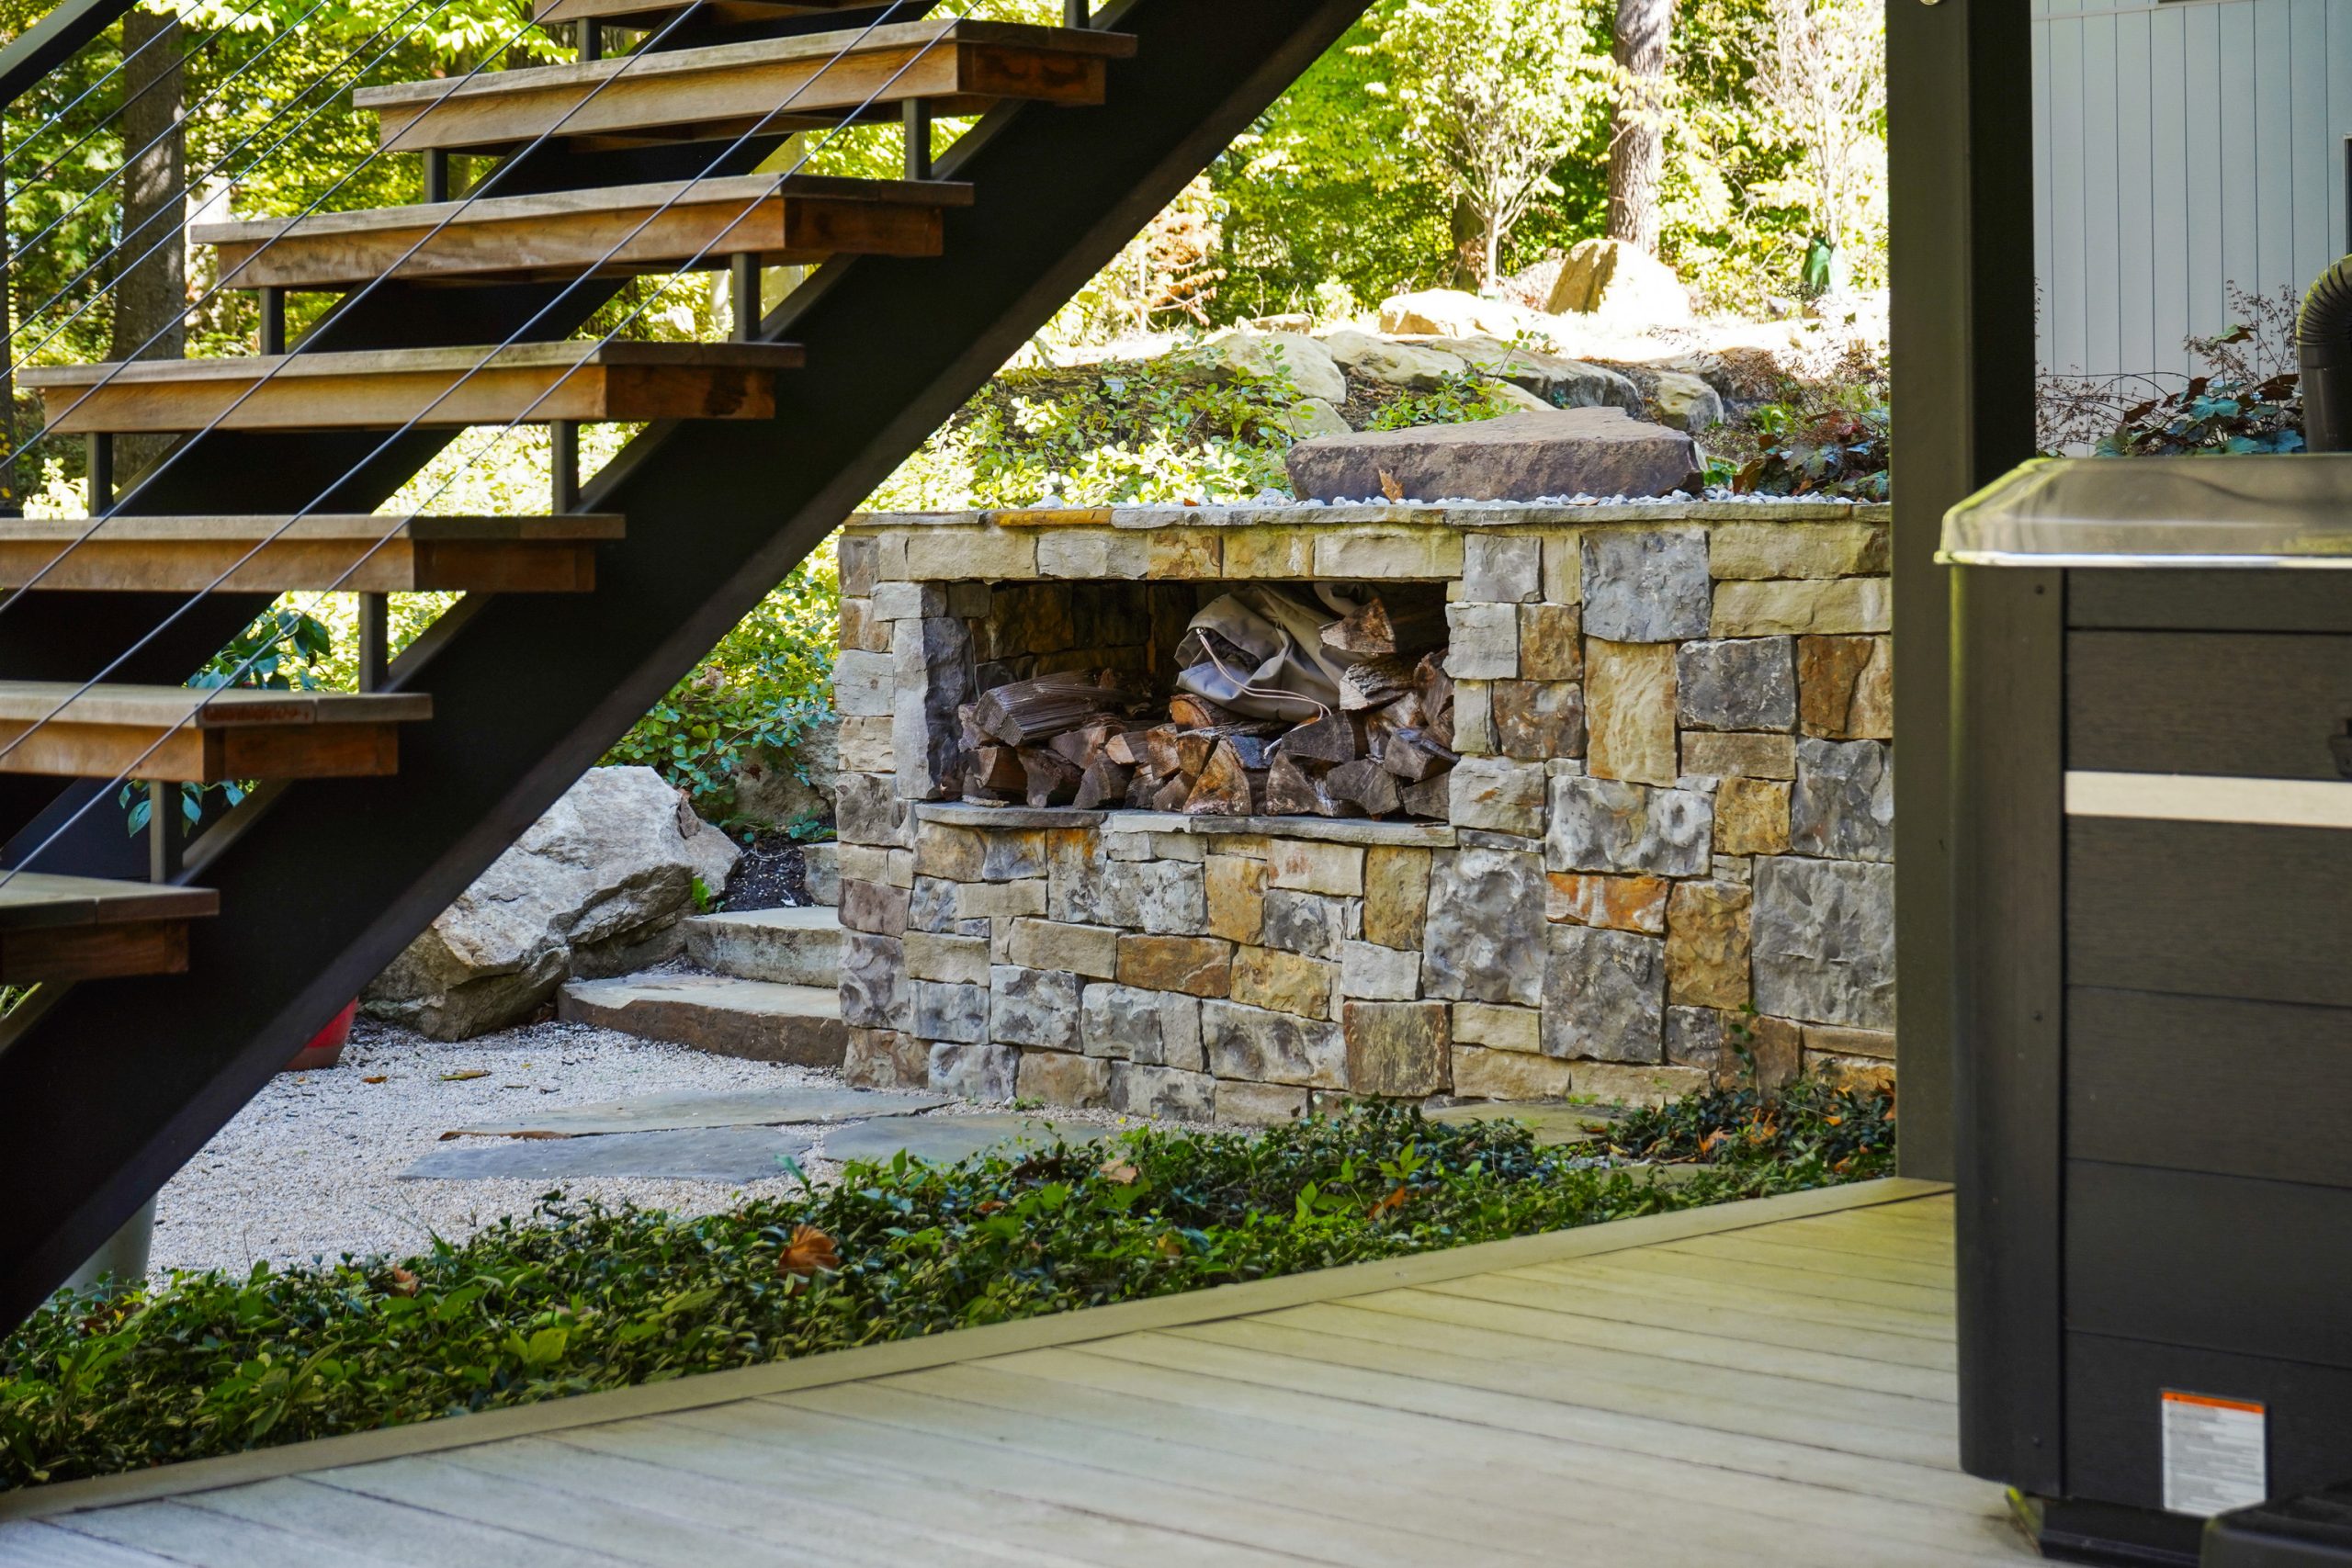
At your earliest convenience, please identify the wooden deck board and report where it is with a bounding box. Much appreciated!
[4,1184,2035,1564]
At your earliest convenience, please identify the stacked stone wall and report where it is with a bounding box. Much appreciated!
[832,502,1894,1119]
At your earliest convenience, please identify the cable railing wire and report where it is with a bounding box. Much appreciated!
[2,0,725,505]
[1,1,990,885]
[3,0,481,370]
[0,0,234,175]
[6,0,328,252]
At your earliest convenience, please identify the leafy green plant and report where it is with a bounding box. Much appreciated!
[1365,368,1521,431]
[122,604,336,836]
[1,1102,1878,1489]
[2094,371,2303,457]
[1609,1074,1896,1181]
[603,547,839,812]
[868,359,1303,510]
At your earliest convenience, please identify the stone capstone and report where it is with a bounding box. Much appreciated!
[1545,775,1712,877]
[1676,638,1796,732]
[1543,925,1668,1062]
[1420,846,1547,1007]
[1751,856,1896,1030]
[366,766,741,1040]
[1284,408,1701,504]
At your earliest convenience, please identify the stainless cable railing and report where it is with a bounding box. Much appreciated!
[0,0,1031,885]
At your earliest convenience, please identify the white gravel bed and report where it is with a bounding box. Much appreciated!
[149,1017,1180,1280]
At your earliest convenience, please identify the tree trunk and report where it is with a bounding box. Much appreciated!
[1606,0,1670,255]
[109,9,187,483]
[1448,195,1482,290]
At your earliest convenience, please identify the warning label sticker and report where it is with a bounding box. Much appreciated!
[2161,1390,2268,1516]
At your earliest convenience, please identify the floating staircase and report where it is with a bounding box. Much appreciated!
[0,0,1377,1325]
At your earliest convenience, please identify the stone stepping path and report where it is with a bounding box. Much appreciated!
[814,1113,1114,1168]
[445,1086,947,1138]
[1423,1101,1612,1146]
[401,1125,814,1183]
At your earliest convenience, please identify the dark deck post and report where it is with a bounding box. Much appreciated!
[1886,0,2037,1179]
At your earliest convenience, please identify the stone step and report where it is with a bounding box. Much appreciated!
[684,905,842,985]
[557,973,845,1066]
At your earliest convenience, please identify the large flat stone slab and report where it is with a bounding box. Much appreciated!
[557,974,846,1066]
[817,1113,1111,1168]
[400,1125,814,1183]
[684,906,842,986]
[1284,408,1700,503]
[1424,1102,1610,1147]
[447,1086,949,1139]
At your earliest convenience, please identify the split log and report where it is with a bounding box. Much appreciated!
[1264,754,1324,816]
[1022,750,1083,807]
[1143,725,1186,777]
[1400,770,1453,819]
[1327,757,1403,817]
[1169,693,1235,728]
[1176,729,1216,777]
[958,704,990,752]
[971,745,1027,794]
[975,672,1140,747]
[1184,739,1257,816]
[1072,756,1132,811]
[1105,729,1148,767]
[1340,654,1416,711]
[1150,773,1193,812]
[1126,769,1165,808]
[1320,598,1396,657]
[1378,728,1457,784]
[1279,709,1360,763]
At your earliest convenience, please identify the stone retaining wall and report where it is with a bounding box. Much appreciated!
[832,501,1895,1121]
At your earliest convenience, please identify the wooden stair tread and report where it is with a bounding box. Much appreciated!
[354,19,1136,154]
[0,514,622,593]
[19,341,800,434]
[535,0,875,24]
[0,872,218,984]
[0,872,217,930]
[191,174,975,290]
[0,682,433,728]
[0,683,431,783]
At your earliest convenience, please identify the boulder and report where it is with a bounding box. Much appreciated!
[1320,329,1467,390]
[365,766,741,1040]
[729,713,839,829]
[1376,288,1538,339]
[1195,330,1347,403]
[1285,406,1702,503]
[1430,336,1642,411]
[1648,370,1724,432]
[1277,397,1352,441]
[1545,238,1694,327]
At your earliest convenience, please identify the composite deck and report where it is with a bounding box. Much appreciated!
[0,1180,2030,1566]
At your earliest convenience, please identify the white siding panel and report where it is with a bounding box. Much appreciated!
[2334,0,2352,256]
[2290,0,2330,276]
[2115,11,2156,373]
[2148,5,2191,362]
[2184,2,2226,347]
[2048,17,2091,370]
[2253,0,2296,289]
[2219,5,2258,323]
[2083,14,2124,373]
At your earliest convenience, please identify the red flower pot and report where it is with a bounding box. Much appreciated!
[285,1000,358,1072]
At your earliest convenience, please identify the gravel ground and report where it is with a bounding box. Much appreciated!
[150,1015,1174,1280]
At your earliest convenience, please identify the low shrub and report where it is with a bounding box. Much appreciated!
[0,1101,1878,1490]
[602,547,840,815]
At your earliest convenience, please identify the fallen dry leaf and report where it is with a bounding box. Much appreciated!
[440,1069,489,1082]
[383,1268,420,1298]
[1097,1160,1139,1186]
[361,1076,387,1085]
[1377,468,1405,502]
[1366,1186,1408,1219]
[776,1224,842,1279]
[1156,1234,1184,1258]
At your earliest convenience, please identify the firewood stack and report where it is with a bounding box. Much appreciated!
[957,595,1459,819]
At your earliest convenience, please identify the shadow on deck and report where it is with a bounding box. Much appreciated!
[0,1179,2030,1566]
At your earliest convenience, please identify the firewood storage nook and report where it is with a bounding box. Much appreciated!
[833,500,1894,1120]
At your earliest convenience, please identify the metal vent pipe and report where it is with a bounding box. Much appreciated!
[2296,255,2352,452]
